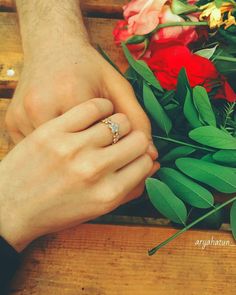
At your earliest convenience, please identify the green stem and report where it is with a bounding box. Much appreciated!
[214,56,236,62]
[151,21,208,34]
[148,196,236,256]
[152,135,215,152]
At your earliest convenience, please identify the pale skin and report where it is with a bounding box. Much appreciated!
[0,0,160,251]
[0,99,159,252]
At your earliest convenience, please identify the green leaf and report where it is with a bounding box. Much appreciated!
[161,146,196,163]
[189,126,236,150]
[176,68,190,103]
[219,27,236,45]
[146,178,187,225]
[158,168,214,209]
[215,0,224,8]
[160,90,175,105]
[176,158,236,193]
[171,0,199,14]
[230,201,236,240]
[201,154,216,163]
[213,48,236,75]
[188,204,224,229]
[143,81,172,135]
[213,150,236,167]
[184,88,202,128]
[122,43,163,91]
[148,196,236,255]
[195,44,218,59]
[192,86,216,127]
[124,66,138,81]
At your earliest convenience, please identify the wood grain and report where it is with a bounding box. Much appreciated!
[0,13,127,90]
[0,98,13,158]
[10,224,236,295]
[0,0,127,17]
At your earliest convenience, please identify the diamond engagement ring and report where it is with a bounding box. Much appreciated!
[101,118,120,144]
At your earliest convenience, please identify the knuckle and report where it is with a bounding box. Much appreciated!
[53,144,69,158]
[24,94,42,120]
[86,100,103,117]
[89,98,114,114]
[23,94,45,125]
[31,129,69,159]
[10,107,23,122]
[73,160,101,183]
[30,126,50,147]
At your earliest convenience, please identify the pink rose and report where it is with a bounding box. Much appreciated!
[124,0,167,35]
[113,0,201,58]
[122,0,199,44]
[113,20,147,59]
[153,5,198,45]
[113,20,132,45]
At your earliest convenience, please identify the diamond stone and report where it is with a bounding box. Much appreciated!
[110,123,119,133]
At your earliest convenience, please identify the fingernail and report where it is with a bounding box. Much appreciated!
[147,142,158,160]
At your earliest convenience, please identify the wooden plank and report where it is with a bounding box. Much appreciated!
[10,223,236,295]
[0,13,127,90]
[0,98,13,158]
[0,0,127,18]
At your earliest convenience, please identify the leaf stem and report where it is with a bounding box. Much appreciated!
[214,56,236,62]
[152,135,215,152]
[151,21,208,34]
[148,196,236,256]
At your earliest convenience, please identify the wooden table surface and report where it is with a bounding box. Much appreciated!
[10,224,236,295]
[0,1,235,294]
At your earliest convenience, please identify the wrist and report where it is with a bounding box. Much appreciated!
[0,192,32,253]
[0,212,32,253]
[16,0,90,58]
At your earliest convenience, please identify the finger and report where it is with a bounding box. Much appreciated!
[106,76,151,138]
[120,161,160,204]
[78,113,131,147]
[53,98,114,132]
[112,153,153,203]
[5,111,26,144]
[29,106,60,128]
[98,130,150,172]
[105,75,158,160]
[7,129,25,144]
[15,108,35,137]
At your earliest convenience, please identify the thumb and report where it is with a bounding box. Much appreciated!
[105,77,158,160]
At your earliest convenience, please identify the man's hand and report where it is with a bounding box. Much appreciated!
[6,46,156,156]
[6,0,158,159]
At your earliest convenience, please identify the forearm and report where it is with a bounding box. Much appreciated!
[15,0,90,58]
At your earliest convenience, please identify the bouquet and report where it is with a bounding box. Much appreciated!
[102,0,236,255]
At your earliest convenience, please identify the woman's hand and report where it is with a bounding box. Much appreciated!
[5,44,157,158]
[0,98,159,252]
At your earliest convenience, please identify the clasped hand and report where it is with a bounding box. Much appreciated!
[1,98,158,252]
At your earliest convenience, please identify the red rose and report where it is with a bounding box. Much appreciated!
[113,20,132,45]
[113,20,146,59]
[145,42,236,102]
